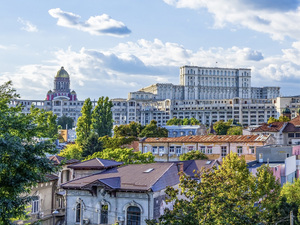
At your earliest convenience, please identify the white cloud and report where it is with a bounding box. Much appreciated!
[2,39,300,99]
[17,18,38,32]
[48,8,131,37]
[163,0,300,41]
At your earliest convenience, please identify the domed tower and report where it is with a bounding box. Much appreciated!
[54,66,70,95]
[282,107,291,119]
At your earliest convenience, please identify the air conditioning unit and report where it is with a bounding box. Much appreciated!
[159,153,163,156]
[177,153,181,157]
[83,219,90,224]
[117,216,125,222]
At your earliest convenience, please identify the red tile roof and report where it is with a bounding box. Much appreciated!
[251,122,286,132]
[68,158,123,170]
[290,116,300,127]
[141,135,270,143]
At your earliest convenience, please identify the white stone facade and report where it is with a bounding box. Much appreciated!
[10,66,300,128]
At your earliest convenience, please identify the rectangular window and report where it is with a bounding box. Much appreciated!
[159,146,165,154]
[288,133,295,138]
[144,146,148,153]
[207,146,212,154]
[221,146,227,157]
[237,146,243,156]
[188,146,194,151]
[200,146,205,153]
[249,146,255,154]
[169,146,175,153]
[152,146,158,154]
[296,133,300,138]
[32,199,39,213]
[176,146,182,154]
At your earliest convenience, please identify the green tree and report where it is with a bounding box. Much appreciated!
[139,120,168,138]
[166,117,183,125]
[213,120,230,135]
[76,98,93,147]
[92,96,113,137]
[99,136,136,150]
[58,144,83,160]
[190,118,200,125]
[29,105,58,140]
[179,150,208,161]
[0,81,57,224]
[226,126,243,135]
[149,153,282,225]
[113,121,143,138]
[268,116,291,124]
[85,148,155,165]
[281,179,300,205]
[279,115,291,122]
[182,118,190,125]
[57,115,74,129]
[81,133,103,158]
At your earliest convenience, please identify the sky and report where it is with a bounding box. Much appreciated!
[1,0,300,100]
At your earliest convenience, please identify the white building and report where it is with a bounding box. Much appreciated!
[11,66,300,128]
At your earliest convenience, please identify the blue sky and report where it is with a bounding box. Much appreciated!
[1,0,300,100]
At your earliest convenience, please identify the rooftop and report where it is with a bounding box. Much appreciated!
[141,135,270,143]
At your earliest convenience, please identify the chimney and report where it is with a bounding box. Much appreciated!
[177,162,184,174]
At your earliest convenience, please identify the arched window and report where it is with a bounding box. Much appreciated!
[127,206,141,225]
[76,203,81,223]
[100,204,108,224]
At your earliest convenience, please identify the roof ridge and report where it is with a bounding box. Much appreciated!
[96,157,104,166]
[149,163,176,191]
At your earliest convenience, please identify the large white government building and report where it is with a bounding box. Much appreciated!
[10,66,300,127]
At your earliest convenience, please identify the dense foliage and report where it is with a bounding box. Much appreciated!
[166,117,200,125]
[139,120,168,138]
[84,148,155,165]
[147,153,288,225]
[92,96,113,137]
[179,150,208,161]
[0,81,57,224]
[57,115,74,129]
[58,144,83,160]
[268,116,291,124]
[213,119,242,135]
[113,121,143,138]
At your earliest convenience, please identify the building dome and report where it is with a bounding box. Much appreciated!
[71,90,76,94]
[282,107,291,114]
[55,66,69,78]
[47,90,53,94]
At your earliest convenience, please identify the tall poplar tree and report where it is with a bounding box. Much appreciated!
[92,96,113,137]
[75,98,93,147]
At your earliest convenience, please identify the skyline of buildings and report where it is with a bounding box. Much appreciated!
[9,66,300,127]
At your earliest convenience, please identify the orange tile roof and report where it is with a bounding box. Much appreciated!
[290,116,300,127]
[141,135,270,143]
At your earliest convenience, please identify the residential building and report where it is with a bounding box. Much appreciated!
[61,160,219,225]
[248,146,296,186]
[139,135,275,162]
[251,116,300,145]
[162,124,207,137]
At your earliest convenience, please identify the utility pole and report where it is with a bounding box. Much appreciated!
[290,210,293,225]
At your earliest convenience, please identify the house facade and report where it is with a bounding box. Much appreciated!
[139,135,276,162]
[61,160,218,225]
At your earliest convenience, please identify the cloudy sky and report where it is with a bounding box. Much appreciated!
[1,0,300,100]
